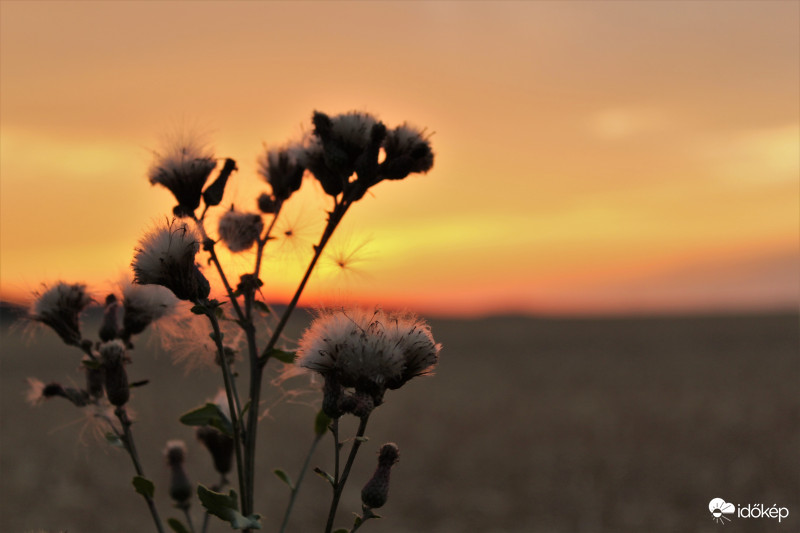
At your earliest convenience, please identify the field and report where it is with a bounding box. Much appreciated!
[1,311,798,533]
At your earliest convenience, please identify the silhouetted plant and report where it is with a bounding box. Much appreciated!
[24,110,441,533]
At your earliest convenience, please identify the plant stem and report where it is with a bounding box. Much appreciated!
[205,312,247,512]
[259,201,350,363]
[324,415,370,533]
[114,406,165,533]
[278,432,324,533]
[182,507,196,533]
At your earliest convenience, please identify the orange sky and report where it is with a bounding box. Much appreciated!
[1,1,798,316]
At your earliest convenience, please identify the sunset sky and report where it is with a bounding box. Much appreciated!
[1,1,798,316]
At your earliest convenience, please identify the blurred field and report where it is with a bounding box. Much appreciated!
[1,311,798,533]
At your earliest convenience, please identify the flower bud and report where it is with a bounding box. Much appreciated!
[98,294,120,342]
[84,359,105,400]
[361,443,400,509]
[257,192,277,214]
[322,374,345,419]
[164,440,192,507]
[100,340,129,407]
[196,426,234,476]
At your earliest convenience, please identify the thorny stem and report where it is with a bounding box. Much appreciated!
[278,432,325,533]
[114,406,165,533]
[325,415,371,533]
[205,312,247,514]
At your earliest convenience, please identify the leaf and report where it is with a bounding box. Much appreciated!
[197,485,261,530]
[267,348,296,364]
[354,436,369,443]
[202,158,237,207]
[190,304,207,315]
[167,518,191,533]
[333,529,349,533]
[314,409,331,436]
[313,467,335,486]
[215,306,225,319]
[129,379,150,389]
[179,403,234,437]
[105,432,125,448]
[273,469,294,490]
[253,300,270,314]
[132,475,155,499]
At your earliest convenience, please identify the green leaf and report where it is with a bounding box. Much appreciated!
[197,485,261,530]
[81,359,102,370]
[190,304,207,315]
[253,300,270,314]
[167,518,191,533]
[179,403,234,437]
[105,432,124,448]
[267,348,296,364]
[314,409,331,436]
[273,469,294,490]
[313,467,335,486]
[132,475,155,499]
[333,529,349,533]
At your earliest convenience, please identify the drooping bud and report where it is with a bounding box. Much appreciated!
[361,443,400,509]
[164,440,192,507]
[196,426,234,476]
[100,340,129,407]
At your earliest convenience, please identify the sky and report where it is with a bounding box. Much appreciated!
[1,0,798,317]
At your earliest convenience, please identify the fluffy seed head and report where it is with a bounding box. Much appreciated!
[297,308,441,403]
[148,136,217,217]
[217,209,264,253]
[31,282,93,346]
[381,123,435,180]
[121,282,178,337]
[131,219,209,301]
[257,143,306,201]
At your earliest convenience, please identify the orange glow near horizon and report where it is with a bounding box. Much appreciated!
[1,1,798,316]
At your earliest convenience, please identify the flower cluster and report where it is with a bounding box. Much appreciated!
[301,111,434,202]
[297,308,441,417]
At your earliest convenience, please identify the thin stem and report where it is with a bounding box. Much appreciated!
[182,507,196,533]
[259,201,350,363]
[324,415,370,533]
[205,312,247,511]
[114,407,165,533]
[192,214,246,323]
[278,432,324,533]
[253,201,283,281]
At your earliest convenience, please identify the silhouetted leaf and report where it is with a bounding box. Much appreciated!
[273,469,294,490]
[267,348,296,364]
[197,485,261,529]
[133,475,155,499]
[314,409,331,436]
[179,403,233,437]
[167,518,190,533]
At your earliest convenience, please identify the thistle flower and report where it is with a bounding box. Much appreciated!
[148,136,217,217]
[121,282,178,339]
[131,219,210,302]
[297,308,441,409]
[217,208,264,253]
[100,340,129,407]
[30,282,92,346]
[361,443,400,509]
[164,440,192,507]
[257,144,306,202]
[380,123,434,181]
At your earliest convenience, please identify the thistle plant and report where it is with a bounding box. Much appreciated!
[23,110,441,533]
